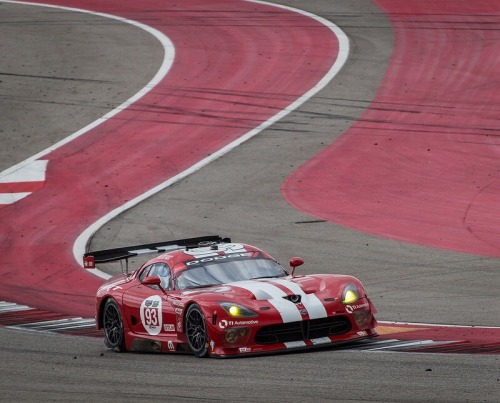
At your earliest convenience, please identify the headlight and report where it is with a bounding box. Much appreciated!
[219,302,257,318]
[341,283,359,305]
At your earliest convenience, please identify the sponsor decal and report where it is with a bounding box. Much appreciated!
[164,324,175,332]
[177,319,182,332]
[219,319,258,329]
[229,320,258,326]
[311,337,331,345]
[345,302,369,314]
[233,320,258,326]
[171,300,185,307]
[357,331,368,336]
[285,341,307,349]
[167,341,175,351]
[239,347,251,353]
[210,340,215,351]
[186,252,252,266]
[140,295,162,336]
[174,308,183,315]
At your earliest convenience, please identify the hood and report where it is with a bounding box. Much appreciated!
[229,276,329,300]
[181,276,349,323]
[180,276,326,297]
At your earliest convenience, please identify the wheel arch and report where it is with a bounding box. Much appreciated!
[182,301,199,330]
[96,296,111,329]
[183,301,210,358]
[97,295,124,329]
[182,300,213,328]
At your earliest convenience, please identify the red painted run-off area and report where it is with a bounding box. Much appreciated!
[0,0,338,316]
[283,0,500,257]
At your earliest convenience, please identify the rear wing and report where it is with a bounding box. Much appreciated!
[83,235,230,270]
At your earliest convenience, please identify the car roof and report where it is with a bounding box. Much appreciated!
[143,242,273,272]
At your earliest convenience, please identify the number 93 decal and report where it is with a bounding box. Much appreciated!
[140,295,163,336]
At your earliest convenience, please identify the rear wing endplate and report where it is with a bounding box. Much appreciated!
[83,235,230,269]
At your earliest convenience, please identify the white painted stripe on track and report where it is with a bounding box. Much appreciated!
[0,193,31,204]
[0,2,175,180]
[0,301,33,312]
[0,160,48,183]
[12,318,95,330]
[378,320,500,330]
[0,1,349,281]
[365,340,446,351]
[73,1,350,280]
[0,160,48,204]
[1,0,175,280]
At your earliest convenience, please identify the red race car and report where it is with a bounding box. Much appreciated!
[85,236,378,357]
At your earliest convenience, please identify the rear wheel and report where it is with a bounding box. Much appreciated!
[102,298,126,352]
[185,304,209,358]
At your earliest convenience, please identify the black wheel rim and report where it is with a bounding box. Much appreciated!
[104,304,122,346]
[186,308,206,352]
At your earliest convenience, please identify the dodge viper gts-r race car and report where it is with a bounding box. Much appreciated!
[84,236,378,357]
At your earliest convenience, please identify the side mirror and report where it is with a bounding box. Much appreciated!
[289,257,304,277]
[142,276,165,292]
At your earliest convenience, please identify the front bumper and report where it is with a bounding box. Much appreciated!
[208,310,377,357]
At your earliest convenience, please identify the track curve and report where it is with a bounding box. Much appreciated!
[283,0,500,257]
[1,0,499,401]
[0,0,341,316]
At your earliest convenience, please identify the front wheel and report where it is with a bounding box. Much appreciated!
[185,304,209,358]
[102,298,126,352]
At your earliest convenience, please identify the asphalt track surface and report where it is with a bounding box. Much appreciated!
[1,0,500,401]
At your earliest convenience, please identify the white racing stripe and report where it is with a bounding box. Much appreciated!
[269,279,327,319]
[230,281,302,323]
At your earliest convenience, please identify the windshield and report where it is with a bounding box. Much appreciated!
[175,258,287,290]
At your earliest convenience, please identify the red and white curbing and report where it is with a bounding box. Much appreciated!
[0,301,97,335]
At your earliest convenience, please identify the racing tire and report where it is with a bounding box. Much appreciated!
[102,298,126,352]
[185,304,209,358]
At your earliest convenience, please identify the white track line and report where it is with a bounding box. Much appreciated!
[74,1,350,280]
[379,320,500,329]
[3,1,349,280]
[3,0,175,279]
[1,0,175,180]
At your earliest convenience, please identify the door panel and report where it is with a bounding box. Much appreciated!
[123,284,176,337]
